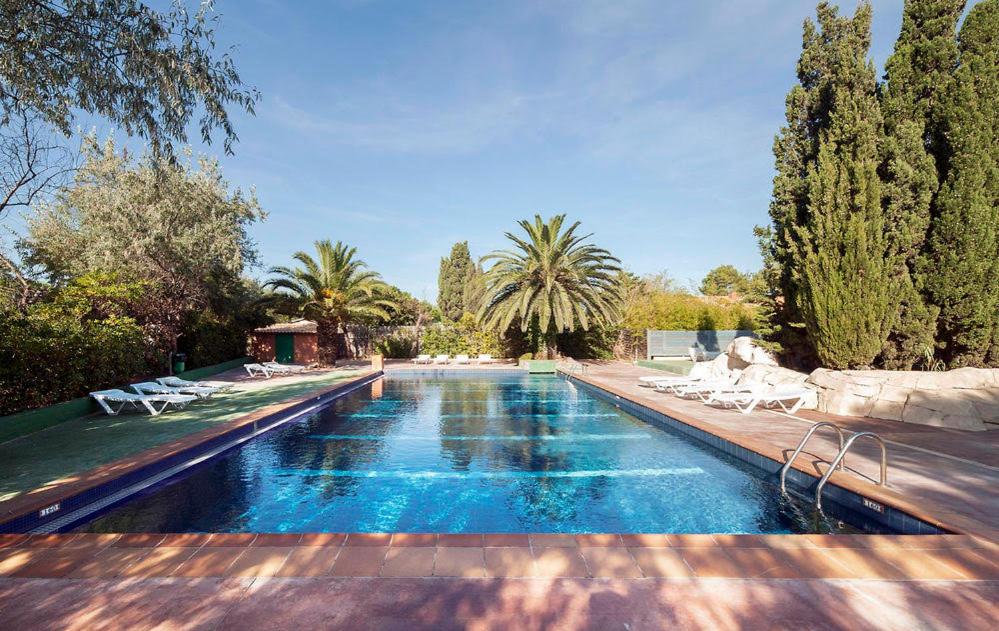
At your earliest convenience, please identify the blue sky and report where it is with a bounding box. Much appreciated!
[87,1,914,299]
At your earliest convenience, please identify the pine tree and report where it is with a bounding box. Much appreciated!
[878,0,964,368]
[761,2,891,368]
[921,0,999,366]
[791,2,895,369]
[437,241,476,322]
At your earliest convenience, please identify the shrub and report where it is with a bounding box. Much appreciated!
[420,314,503,356]
[375,333,416,359]
[622,292,756,333]
[0,276,149,415]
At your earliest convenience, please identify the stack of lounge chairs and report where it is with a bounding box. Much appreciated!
[244,361,308,379]
[411,354,499,365]
[90,375,233,417]
[637,372,813,415]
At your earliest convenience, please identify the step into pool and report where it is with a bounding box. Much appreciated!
[78,372,866,534]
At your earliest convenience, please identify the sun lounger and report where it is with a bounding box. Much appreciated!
[476,354,496,364]
[131,381,216,399]
[709,386,814,414]
[453,354,471,364]
[432,354,449,364]
[156,376,233,393]
[640,374,698,389]
[674,381,757,403]
[412,354,432,364]
[91,389,197,416]
[244,363,274,378]
[264,361,306,373]
[652,376,711,394]
[638,374,682,386]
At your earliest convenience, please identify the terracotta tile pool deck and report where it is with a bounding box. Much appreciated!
[1,361,997,629]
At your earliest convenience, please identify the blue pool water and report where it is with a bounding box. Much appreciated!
[79,372,844,534]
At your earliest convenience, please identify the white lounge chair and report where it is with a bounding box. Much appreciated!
[432,354,449,364]
[640,374,696,389]
[652,376,712,394]
[476,354,496,364]
[244,363,274,378]
[710,386,814,414]
[91,389,197,416]
[412,354,432,364]
[673,380,756,403]
[264,361,306,373]
[453,354,471,364]
[157,376,233,393]
[131,381,216,400]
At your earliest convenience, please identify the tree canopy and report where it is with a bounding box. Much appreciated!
[266,240,397,363]
[0,0,257,157]
[699,265,753,297]
[476,214,622,358]
[437,241,478,322]
[920,0,999,366]
[21,137,265,354]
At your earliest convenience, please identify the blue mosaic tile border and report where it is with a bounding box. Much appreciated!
[0,371,383,534]
[562,372,946,535]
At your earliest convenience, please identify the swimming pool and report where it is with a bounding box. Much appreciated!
[79,371,854,534]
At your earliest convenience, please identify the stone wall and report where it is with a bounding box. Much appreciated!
[806,368,999,431]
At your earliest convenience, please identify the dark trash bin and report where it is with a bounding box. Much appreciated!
[172,352,187,374]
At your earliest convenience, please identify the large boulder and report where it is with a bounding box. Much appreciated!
[725,337,779,368]
[688,353,740,382]
[740,364,809,387]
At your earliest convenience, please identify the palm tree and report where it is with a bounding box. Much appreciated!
[266,240,397,363]
[476,214,622,358]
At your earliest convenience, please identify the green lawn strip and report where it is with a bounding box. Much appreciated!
[0,371,361,504]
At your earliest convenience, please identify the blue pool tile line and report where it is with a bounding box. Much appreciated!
[0,371,383,534]
[307,433,648,441]
[561,372,946,535]
[268,467,706,479]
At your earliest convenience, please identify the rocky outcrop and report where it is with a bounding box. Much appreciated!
[726,337,779,368]
[806,368,999,431]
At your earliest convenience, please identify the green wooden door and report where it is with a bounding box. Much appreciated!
[275,333,295,363]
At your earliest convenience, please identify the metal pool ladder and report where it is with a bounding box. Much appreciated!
[779,423,888,511]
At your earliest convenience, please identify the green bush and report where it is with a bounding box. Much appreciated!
[420,314,503,356]
[375,333,416,358]
[622,292,756,333]
[0,276,149,415]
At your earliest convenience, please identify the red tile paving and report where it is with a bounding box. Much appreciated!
[391,533,437,546]
[381,547,436,577]
[531,547,588,578]
[330,546,387,577]
[10,575,977,630]
[433,547,485,577]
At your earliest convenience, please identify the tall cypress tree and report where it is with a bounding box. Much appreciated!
[760,2,868,367]
[791,2,895,369]
[921,0,999,366]
[878,0,964,368]
[437,241,476,322]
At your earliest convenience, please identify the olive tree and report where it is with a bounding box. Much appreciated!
[22,137,265,364]
[0,0,258,159]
